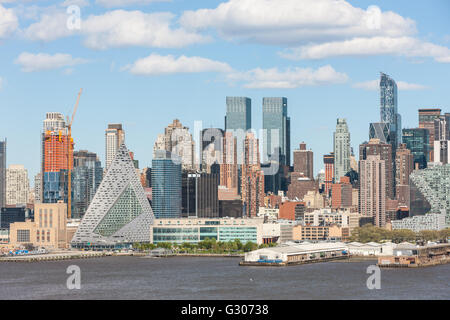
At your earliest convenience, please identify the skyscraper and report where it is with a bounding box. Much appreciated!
[6,165,29,206]
[105,123,125,171]
[369,122,391,145]
[333,118,351,182]
[72,150,103,219]
[402,128,429,169]
[359,155,386,227]
[220,131,238,193]
[182,172,219,218]
[152,119,196,171]
[293,142,314,180]
[395,144,413,207]
[225,97,251,131]
[323,153,334,196]
[241,132,264,218]
[152,150,182,218]
[359,138,394,200]
[418,108,441,162]
[41,113,71,204]
[380,72,401,148]
[0,139,6,209]
[262,97,289,166]
[200,128,224,173]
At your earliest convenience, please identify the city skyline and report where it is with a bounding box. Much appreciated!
[0,0,450,182]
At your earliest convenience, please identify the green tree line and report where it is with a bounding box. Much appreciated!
[349,224,450,243]
[133,238,278,254]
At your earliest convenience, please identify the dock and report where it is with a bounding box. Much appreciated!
[0,251,108,262]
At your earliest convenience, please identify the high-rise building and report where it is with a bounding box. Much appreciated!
[359,138,394,200]
[402,128,429,169]
[369,122,391,145]
[71,143,154,249]
[219,131,238,193]
[293,142,313,180]
[41,113,71,204]
[418,108,441,162]
[200,128,224,173]
[241,132,264,217]
[0,139,6,209]
[434,140,450,164]
[225,97,251,131]
[105,123,125,171]
[6,165,29,206]
[380,72,401,148]
[182,172,219,218]
[152,150,182,218]
[333,119,351,182]
[359,155,386,227]
[34,173,42,204]
[395,144,413,207]
[323,153,334,196]
[409,163,450,228]
[152,119,196,171]
[71,150,103,219]
[262,97,289,166]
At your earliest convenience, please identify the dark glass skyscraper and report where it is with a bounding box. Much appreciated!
[72,150,103,219]
[402,128,429,169]
[225,97,251,131]
[0,139,5,209]
[380,73,401,147]
[182,172,219,218]
[262,97,289,166]
[151,150,182,218]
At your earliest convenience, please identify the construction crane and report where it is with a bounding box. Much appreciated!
[67,89,82,220]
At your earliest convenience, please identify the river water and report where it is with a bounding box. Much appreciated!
[0,256,448,299]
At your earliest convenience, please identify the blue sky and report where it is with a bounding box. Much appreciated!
[0,0,449,183]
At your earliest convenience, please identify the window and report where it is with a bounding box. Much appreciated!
[17,230,30,243]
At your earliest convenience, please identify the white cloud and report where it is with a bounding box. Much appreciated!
[281,36,450,63]
[125,53,232,75]
[227,65,348,89]
[23,9,209,49]
[353,79,428,91]
[0,4,18,38]
[61,0,90,7]
[180,0,416,45]
[15,52,87,72]
[96,0,169,8]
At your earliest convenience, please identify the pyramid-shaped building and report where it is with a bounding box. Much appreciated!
[71,143,154,249]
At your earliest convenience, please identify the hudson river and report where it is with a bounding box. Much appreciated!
[0,256,448,299]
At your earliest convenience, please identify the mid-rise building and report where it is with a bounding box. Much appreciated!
[293,142,313,180]
[331,176,353,209]
[433,140,450,165]
[6,165,29,206]
[323,153,334,196]
[333,119,351,182]
[409,163,450,227]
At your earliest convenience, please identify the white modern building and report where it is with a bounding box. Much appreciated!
[346,241,397,256]
[392,213,446,232]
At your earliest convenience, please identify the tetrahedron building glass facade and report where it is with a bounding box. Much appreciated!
[71,143,154,248]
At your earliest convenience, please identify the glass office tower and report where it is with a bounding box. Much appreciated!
[152,150,182,218]
[262,97,289,166]
[380,73,401,147]
[225,97,251,131]
[402,128,429,169]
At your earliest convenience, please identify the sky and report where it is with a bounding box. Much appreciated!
[0,0,449,185]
